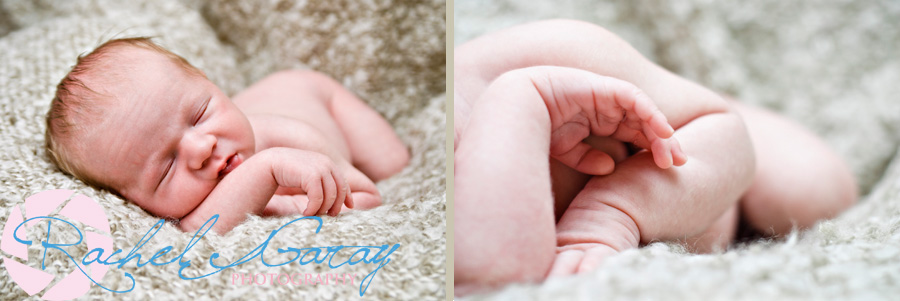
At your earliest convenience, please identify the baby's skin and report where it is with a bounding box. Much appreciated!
[454,19,858,295]
[69,44,408,234]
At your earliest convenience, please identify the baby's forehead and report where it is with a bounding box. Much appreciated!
[89,42,204,85]
[78,48,152,84]
[88,49,180,92]
[98,46,178,74]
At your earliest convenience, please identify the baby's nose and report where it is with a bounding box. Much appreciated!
[181,132,217,171]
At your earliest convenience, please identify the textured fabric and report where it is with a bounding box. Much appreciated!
[456,0,900,299]
[0,0,446,299]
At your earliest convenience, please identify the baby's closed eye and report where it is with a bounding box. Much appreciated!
[192,97,211,125]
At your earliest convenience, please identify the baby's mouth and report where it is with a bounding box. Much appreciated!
[218,154,241,179]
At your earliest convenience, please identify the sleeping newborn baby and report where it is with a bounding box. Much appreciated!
[454,19,858,295]
[45,38,409,233]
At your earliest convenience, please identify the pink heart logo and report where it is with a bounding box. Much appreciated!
[1,189,112,300]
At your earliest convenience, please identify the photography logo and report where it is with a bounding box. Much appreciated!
[1,189,112,300]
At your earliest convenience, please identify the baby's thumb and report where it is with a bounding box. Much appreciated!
[552,142,616,175]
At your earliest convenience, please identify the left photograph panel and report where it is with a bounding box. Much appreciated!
[0,0,446,299]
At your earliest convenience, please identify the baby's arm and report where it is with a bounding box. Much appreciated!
[280,71,410,181]
[179,147,351,234]
[456,19,727,132]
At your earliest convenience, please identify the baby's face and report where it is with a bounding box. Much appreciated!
[77,47,255,218]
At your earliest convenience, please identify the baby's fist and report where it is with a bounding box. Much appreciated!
[268,148,352,216]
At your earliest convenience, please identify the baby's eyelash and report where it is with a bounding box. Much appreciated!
[192,98,211,125]
[158,159,174,189]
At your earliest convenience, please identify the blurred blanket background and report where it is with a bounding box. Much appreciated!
[0,0,446,299]
[456,0,900,299]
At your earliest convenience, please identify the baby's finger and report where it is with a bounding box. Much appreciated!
[641,113,674,156]
[553,142,616,175]
[328,171,349,216]
[576,149,616,175]
[605,77,673,139]
[303,178,324,216]
[672,138,688,166]
[328,193,347,216]
[610,126,651,150]
[345,193,355,209]
[649,130,674,169]
[634,101,674,140]
[622,84,673,139]
[318,173,337,216]
[547,249,584,278]
[640,113,675,143]
[576,246,618,274]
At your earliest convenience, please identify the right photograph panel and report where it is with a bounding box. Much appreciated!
[454,0,900,299]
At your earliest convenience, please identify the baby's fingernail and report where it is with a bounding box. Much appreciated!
[346,194,355,208]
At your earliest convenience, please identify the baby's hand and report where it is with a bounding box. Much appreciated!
[269,148,353,216]
[519,66,687,174]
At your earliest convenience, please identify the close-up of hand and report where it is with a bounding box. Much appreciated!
[269,148,352,216]
[509,66,688,175]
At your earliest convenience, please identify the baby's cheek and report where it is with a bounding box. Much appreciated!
[170,182,217,217]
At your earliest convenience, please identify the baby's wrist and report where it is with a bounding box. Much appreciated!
[252,147,292,170]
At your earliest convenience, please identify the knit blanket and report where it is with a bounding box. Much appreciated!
[0,0,446,299]
[456,0,900,299]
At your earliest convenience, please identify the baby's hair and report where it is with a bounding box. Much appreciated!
[45,37,204,190]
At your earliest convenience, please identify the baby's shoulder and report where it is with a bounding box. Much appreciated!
[232,71,341,131]
[232,70,338,113]
[232,70,353,157]
[246,113,334,153]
